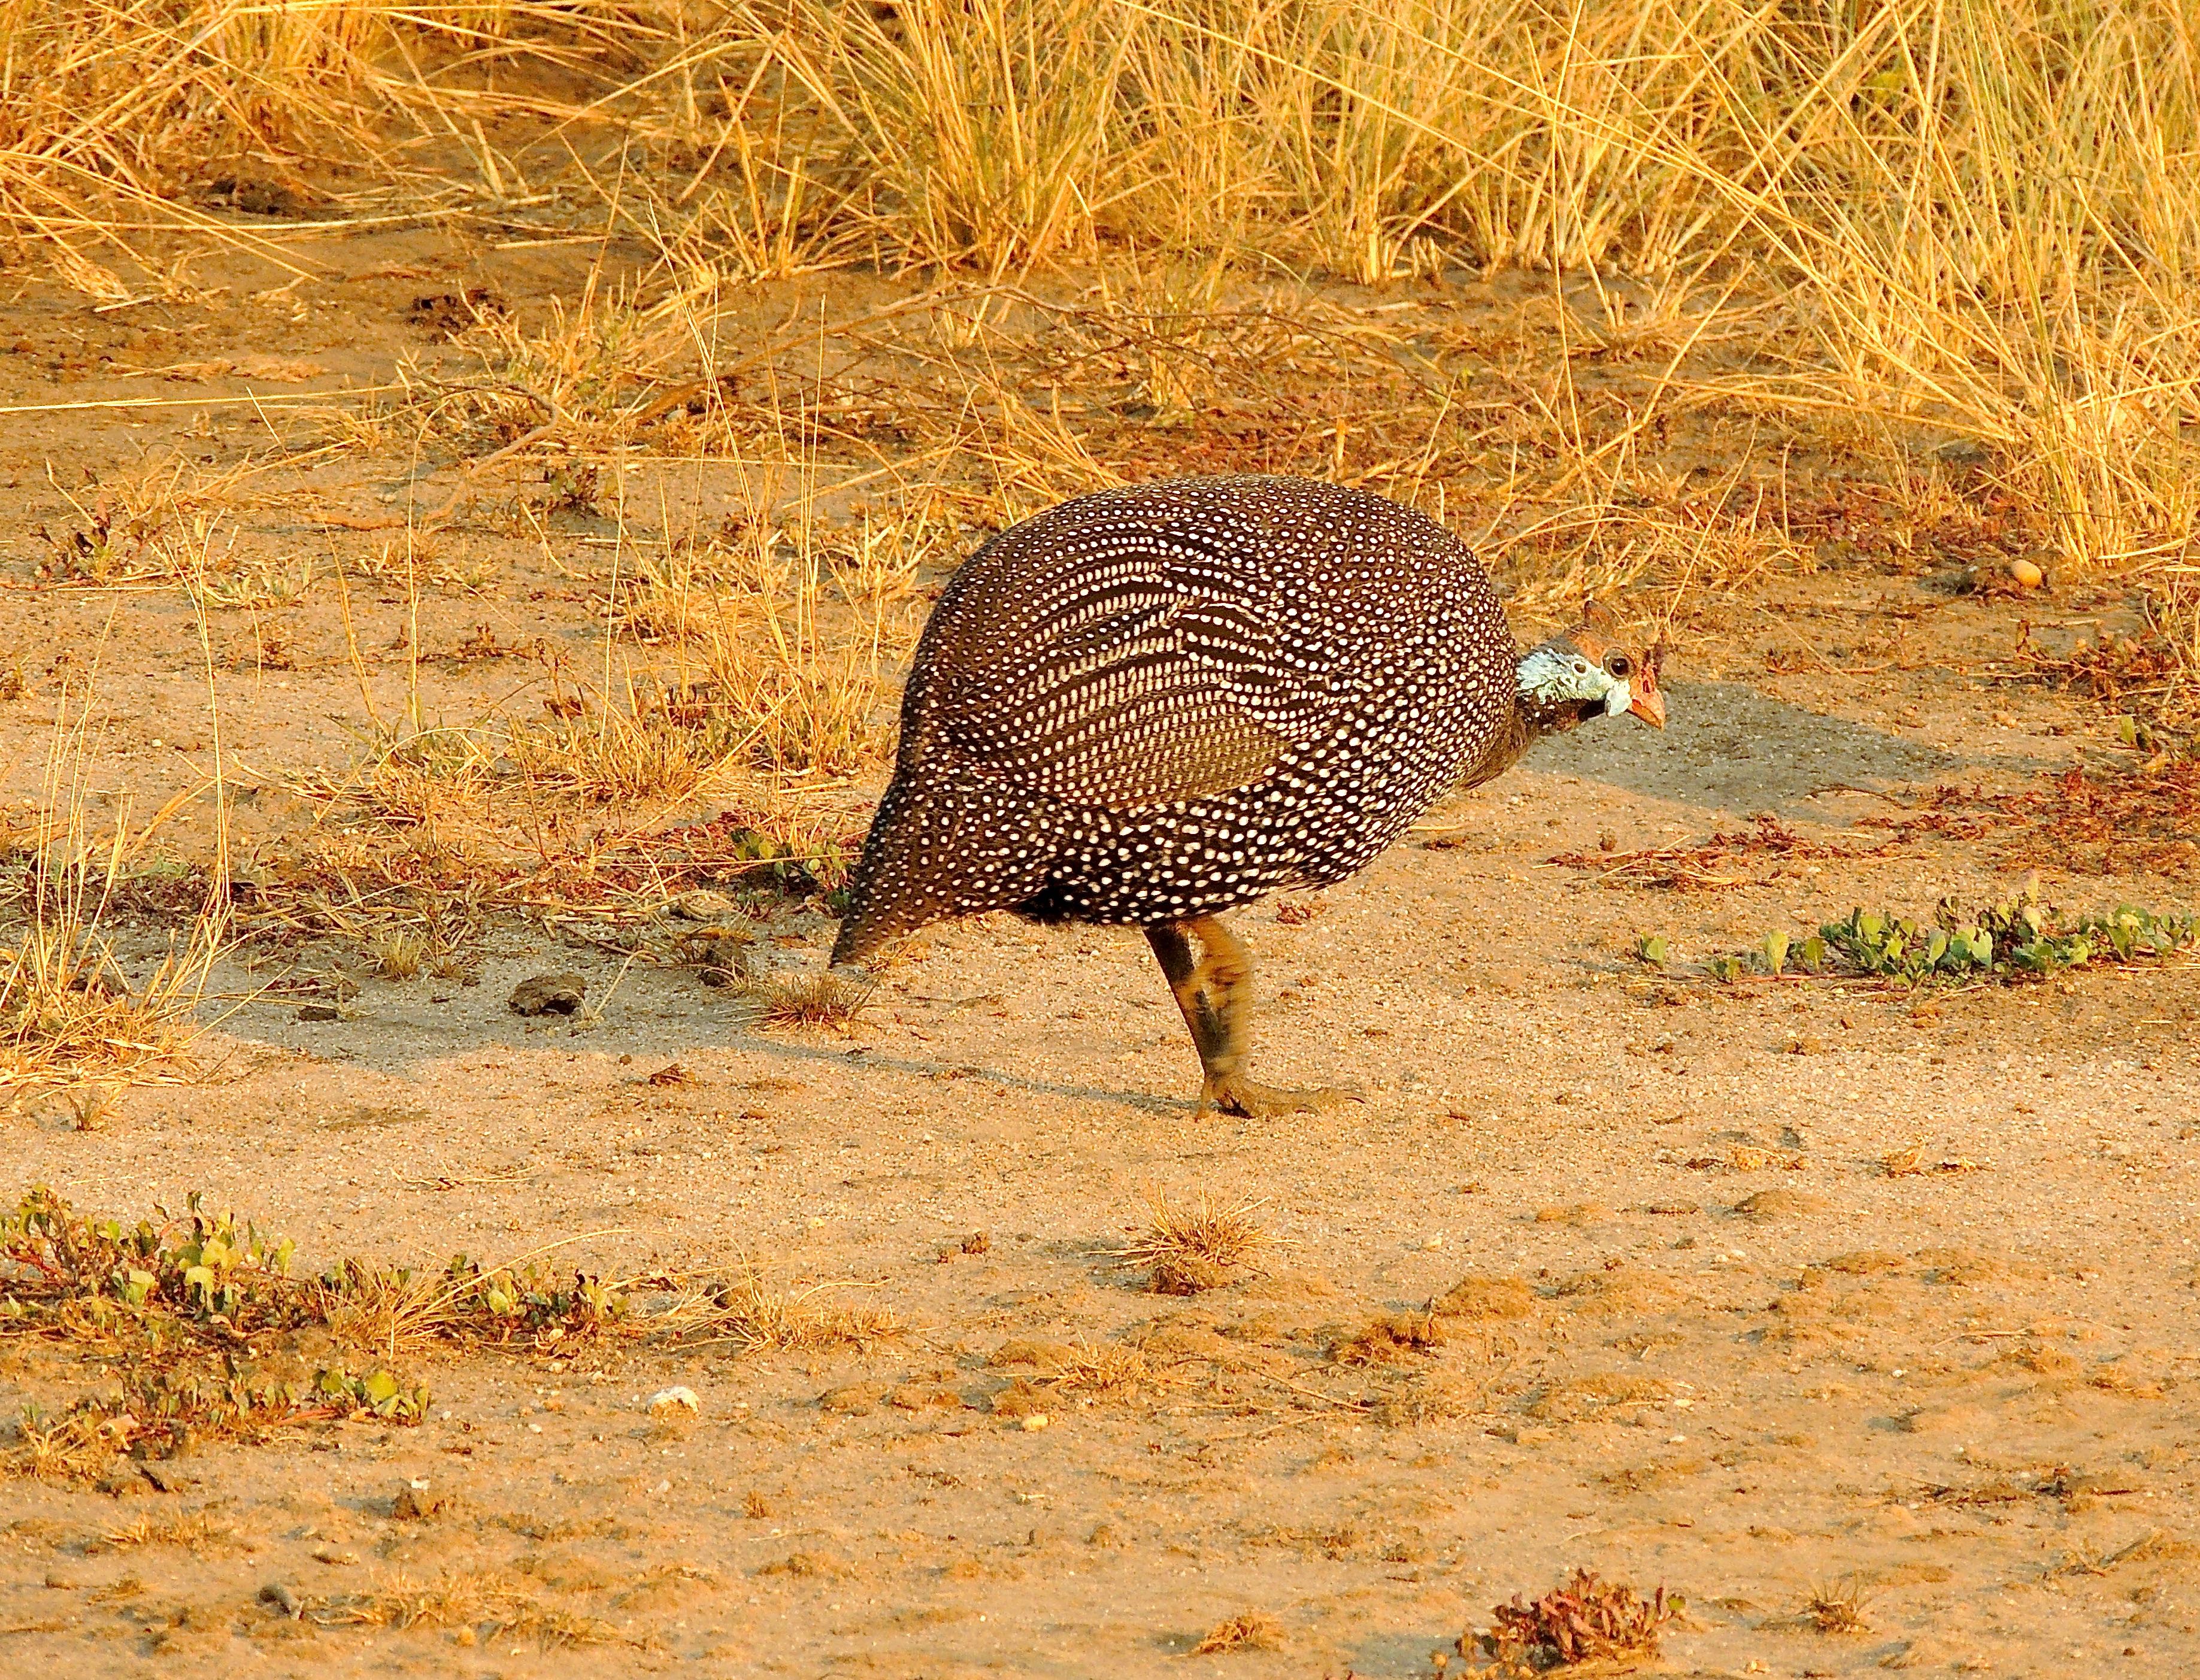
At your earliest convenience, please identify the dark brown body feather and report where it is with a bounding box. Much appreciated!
[832,476,1520,965]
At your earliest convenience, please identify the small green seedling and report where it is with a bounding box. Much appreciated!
[2112,714,2161,752]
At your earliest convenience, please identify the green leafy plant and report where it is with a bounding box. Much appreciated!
[315,1366,430,1421]
[2,1188,298,1330]
[1823,906,1999,981]
[1695,889,2198,988]
[435,1255,629,1340]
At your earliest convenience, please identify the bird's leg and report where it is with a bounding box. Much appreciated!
[1144,916,1359,1119]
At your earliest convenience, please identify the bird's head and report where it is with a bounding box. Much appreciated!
[1514,600,1667,734]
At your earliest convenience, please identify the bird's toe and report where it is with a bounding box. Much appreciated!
[1200,1076,1363,1119]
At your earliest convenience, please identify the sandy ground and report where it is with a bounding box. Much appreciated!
[1,233,2196,1678]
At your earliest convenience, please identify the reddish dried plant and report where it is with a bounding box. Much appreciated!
[1483,1569,1673,1669]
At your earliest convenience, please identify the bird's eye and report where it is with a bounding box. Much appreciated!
[1605,653,1632,678]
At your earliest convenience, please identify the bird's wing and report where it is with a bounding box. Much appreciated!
[930,549,1355,810]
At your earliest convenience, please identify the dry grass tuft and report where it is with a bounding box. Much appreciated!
[0,926,205,1100]
[1051,1336,1153,1397]
[297,476,934,915]
[92,1510,251,1554]
[301,1569,623,1646]
[0,689,225,1100]
[1116,1192,1268,1294]
[0,1,644,299]
[1332,1310,1447,1366]
[512,499,926,806]
[1801,1578,1874,1634]
[671,1271,898,1353]
[989,1333,1157,1402]
[369,930,427,981]
[738,968,875,1029]
[1191,1610,1287,1655]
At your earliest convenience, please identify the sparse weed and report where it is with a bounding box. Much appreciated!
[315,1252,629,1357]
[2001,762,2200,877]
[2019,604,2200,738]
[0,1186,642,1478]
[10,1363,428,1485]
[1,1185,298,1330]
[32,496,171,584]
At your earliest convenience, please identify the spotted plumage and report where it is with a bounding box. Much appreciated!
[831,474,1666,1116]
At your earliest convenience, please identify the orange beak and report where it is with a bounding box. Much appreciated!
[1629,674,1666,729]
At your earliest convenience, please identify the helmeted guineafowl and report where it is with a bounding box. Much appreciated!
[831,475,1666,1116]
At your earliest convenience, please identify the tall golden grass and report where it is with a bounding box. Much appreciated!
[0,1,653,296]
[13,2,2196,567]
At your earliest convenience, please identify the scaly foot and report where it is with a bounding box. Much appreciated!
[1197,1075,1363,1120]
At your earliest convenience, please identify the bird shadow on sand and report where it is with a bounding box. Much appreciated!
[220,967,1197,1116]
[1527,678,2051,818]
[718,1035,1191,1117]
